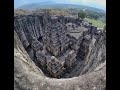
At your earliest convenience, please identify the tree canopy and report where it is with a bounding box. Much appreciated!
[78,11,86,19]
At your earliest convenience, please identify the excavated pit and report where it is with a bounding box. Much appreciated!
[14,13,106,79]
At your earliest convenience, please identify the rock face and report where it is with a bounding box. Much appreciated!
[43,16,70,56]
[14,30,106,90]
[64,50,77,68]
[14,12,106,90]
[47,56,65,78]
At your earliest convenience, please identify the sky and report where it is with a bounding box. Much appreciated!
[14,0,106,10]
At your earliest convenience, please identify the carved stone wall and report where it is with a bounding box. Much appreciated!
[14,13,106,79]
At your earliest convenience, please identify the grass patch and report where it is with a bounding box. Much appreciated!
[84,18,105,28]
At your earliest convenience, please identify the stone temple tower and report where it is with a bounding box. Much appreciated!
[43,16,70,56]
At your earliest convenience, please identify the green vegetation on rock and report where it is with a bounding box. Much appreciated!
[84,18,105,28]
[78,11,86,19]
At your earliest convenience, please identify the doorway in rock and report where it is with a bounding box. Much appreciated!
[38,36,43,42]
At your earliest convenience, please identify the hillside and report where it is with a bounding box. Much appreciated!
[84,18,105,28]
[17,3,105,14]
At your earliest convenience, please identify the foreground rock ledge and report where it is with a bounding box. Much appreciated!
[14,30,106,90]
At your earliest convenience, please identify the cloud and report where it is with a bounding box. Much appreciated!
[14,0,106,10]
[81,0,106,6]
[64,0,106,10]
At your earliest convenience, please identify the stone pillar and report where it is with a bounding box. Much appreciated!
[47,56,64,78]
[35,50,46,67]
[90,26,97,37]
[64,50,76,68]
[31,37,43,51]
[78,35,91,60]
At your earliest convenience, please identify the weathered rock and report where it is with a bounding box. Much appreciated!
[31,37,43,51]
[14,12,106,90]
[14,30,106,90]
[35,50,47,67]
[64,50,77,68]
[43,16,70,56]
[47,56,65,78]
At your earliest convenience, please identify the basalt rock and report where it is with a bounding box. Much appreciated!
[14,12,106,90]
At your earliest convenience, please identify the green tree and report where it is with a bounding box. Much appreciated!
[78,11,86,19]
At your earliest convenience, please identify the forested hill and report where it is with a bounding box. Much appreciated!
[17,3,105,14]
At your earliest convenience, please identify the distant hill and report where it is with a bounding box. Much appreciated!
[14,0,26,8]
[17,3,105,14]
